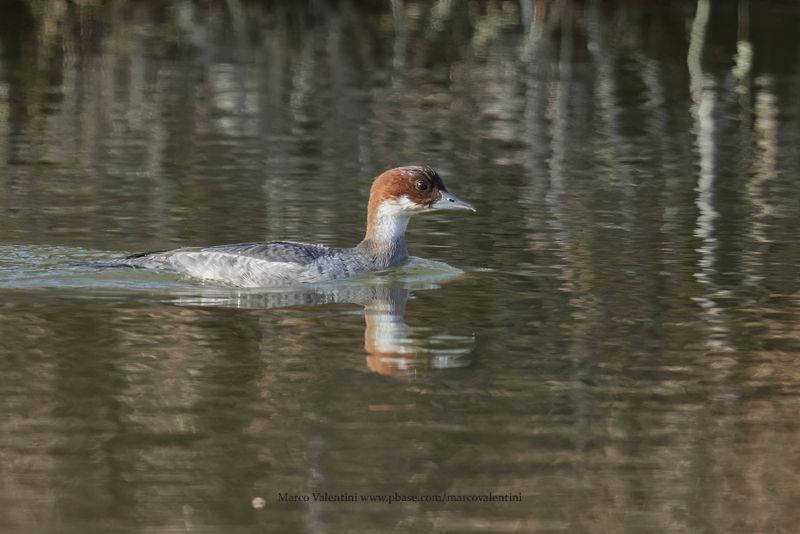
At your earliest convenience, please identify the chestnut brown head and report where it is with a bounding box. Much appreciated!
[368,166,475,217]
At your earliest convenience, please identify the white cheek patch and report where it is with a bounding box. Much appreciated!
[380,196,424,215]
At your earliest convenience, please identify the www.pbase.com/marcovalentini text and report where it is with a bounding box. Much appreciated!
[277,492,523,504]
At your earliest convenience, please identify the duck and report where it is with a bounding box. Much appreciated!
[118,165,475,287]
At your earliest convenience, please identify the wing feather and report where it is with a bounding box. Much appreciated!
[201,241,333,265]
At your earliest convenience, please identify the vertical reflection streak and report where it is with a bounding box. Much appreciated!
[521,0,550,188]
[391,0,407,73]
[688,0,714,298]
[587,0,634,229]
[688,1,733,357]
[544,5,571,254]
[744,78,777,287]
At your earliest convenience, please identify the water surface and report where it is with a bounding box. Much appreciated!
[2,1,800,532]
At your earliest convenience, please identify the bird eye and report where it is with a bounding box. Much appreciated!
[415,179,428,191]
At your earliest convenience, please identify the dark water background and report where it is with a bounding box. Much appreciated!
[2,0,800,532]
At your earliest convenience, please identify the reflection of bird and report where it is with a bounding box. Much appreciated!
[174,281,473,377]
[362,286,447,376]
[347,285,477,376]
[117,166,475,287]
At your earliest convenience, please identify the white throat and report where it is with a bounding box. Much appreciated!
[368,197,416,244]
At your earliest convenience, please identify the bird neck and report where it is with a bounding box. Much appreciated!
[358,200,411,266]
